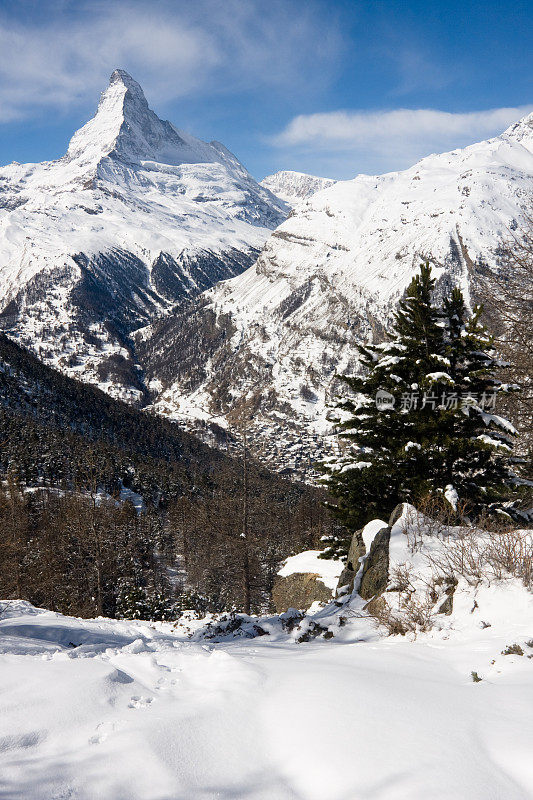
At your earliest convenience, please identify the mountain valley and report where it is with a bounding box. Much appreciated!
[137,113,533,474]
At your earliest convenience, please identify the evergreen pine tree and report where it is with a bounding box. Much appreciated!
[115,578,179,621]
[321,263,521,559]
[115,578,150,620]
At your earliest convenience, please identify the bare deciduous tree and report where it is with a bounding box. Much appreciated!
[480,221,533,465]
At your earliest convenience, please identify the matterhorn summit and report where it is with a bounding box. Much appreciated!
[66,70,252,173]
[65,69,171,165]
[0,70,287,400]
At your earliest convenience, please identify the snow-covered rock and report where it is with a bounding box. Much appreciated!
[141,111,533,471]
[261,170,336,206]
[0,69,287,402]
[271,549,344,612]
[277,549,344,591]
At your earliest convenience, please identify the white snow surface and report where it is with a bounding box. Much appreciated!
[277,549,344,590]
[361,517,389,550]
[150,111,533,471]
[260,170,336,206]
[2,506,533,799]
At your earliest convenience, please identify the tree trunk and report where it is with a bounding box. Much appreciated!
[242,430,251,615]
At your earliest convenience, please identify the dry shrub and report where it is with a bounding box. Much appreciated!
[366,593,436,637]
[404,494,472,551]
[388,563,415,593]
[364,499,532,638]
[425,530,487,586]
[366,597,410,636]
[425,526,533,589]
[484,529,533,588]
[404,496,533,590]
[365,570,436,637]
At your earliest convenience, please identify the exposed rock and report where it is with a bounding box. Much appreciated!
[363,595,387,617]
[359,525,391,600]
[335,528,366,597]
[347,530,366,572]
[437,594,454,615]
[437,580,457,615]
[296,621,332,643]
[388,504,406,527]
[279,609,305,632]
[335,566,357,598]
[272,573,333,613]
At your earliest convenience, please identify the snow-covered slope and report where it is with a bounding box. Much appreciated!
[2,506,533,799]
[261,169,336,205]
[0,70,287,402]
[140,112,533,471]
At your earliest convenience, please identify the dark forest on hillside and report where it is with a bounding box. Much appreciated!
[0,334,341,617]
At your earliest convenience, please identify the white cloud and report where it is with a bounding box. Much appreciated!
[0,0,341,122]
[270,106,533,177]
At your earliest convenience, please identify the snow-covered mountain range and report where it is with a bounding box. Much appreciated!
[261,170,336,206]
[2,72,531,475]
[139,111,533,473]
[0,70,287,401]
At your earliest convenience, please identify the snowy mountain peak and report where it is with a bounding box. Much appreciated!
[108,68,147,98]
[503,109,533,150]
[66,68,187,166]
[65,68,275,179]
[0,69,287,401]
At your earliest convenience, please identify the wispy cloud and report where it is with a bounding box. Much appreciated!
[0,0,342,122]
[270,106,533,177]
[389,49,456,96]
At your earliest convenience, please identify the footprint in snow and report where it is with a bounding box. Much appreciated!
[89,720,122,744]
[154,675,179,691]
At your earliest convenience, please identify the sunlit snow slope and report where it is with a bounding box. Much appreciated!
[140,112,533,472]
[0,69,287,402]
[261,170,336,206]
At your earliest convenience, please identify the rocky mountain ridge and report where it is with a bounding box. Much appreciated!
[139,111,533,475]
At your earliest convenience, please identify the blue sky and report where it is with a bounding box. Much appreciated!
[0,0,531,180]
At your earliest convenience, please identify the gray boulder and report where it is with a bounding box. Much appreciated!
[335,529,366,598]
[347,530,366,572]
[335,565,358,598]
[272,573,333,613]
[437,579,457,615]
[358,525,391,600]
[388,503,406,527]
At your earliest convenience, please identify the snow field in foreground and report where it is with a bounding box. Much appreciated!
[1,583,532,800]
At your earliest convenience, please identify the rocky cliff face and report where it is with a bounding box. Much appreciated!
[0,69,287,402]
[139,112,533,473]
